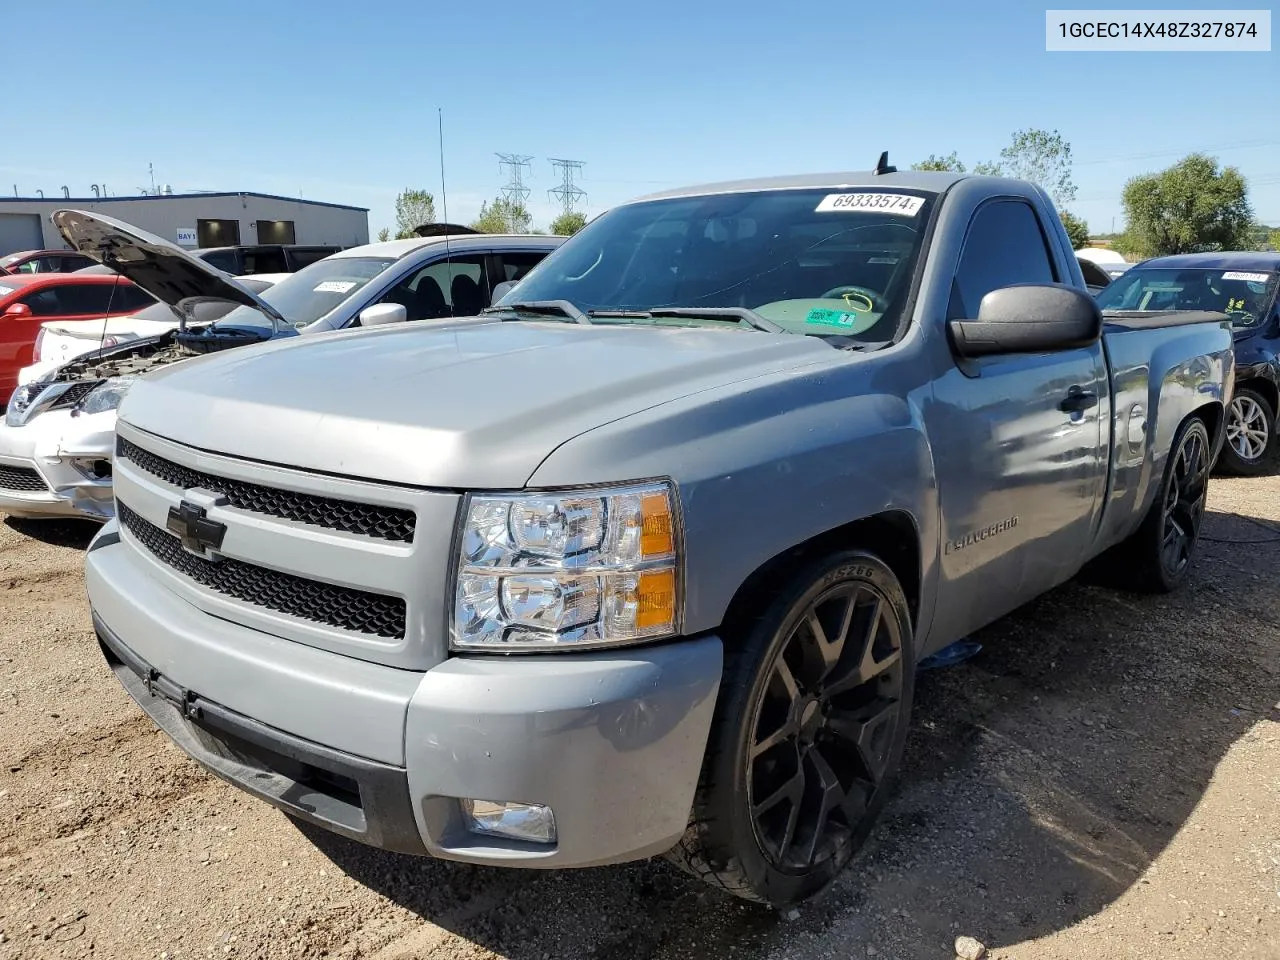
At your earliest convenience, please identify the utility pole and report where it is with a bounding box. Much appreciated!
[495,153,533,232]
[547,158,587,221]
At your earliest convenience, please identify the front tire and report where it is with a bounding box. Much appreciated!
[665,550,915,907]
[1217,387,1274,476]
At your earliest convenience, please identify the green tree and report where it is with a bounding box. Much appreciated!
[1119,153,1254,257]
[393,188,436,239]
[471,197,531,233]
[994,128,1077,206]
[1268,229,1280,251]
[911,152,966,172]
[971,160,1004,176]
[1059,210,1090,250]
[549,211,587,236]
[376,227,390,242]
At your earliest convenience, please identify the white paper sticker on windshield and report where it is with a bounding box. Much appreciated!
[1222,271,1270,283]
[314,280,357,294]
[815,193,925,216]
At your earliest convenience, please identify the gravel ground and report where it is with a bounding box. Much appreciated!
[0,478,1277,960]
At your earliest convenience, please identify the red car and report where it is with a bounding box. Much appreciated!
[0,248,97,275]
[0,273,155,404]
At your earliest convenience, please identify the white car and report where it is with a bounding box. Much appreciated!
[19,274,288,385]
[0,210,561,522]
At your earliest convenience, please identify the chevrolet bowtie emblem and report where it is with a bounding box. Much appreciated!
[165,500,227,558]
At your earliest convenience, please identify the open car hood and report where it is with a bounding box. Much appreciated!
[51,209,288,334]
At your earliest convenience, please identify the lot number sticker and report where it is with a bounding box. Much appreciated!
[314,280,357,294]
[815,193,925,216]
[1222,271,1270,283]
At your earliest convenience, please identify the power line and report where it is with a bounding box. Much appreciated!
[548,158,587,216]
[495,153,533,232]
[1074,139,1279,166]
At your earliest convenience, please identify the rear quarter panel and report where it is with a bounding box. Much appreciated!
[1091,317,1233,554]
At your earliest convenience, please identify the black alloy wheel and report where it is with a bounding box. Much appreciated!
[666,551,915,907]
[747,580,904,873]
[1157,418,1210,583]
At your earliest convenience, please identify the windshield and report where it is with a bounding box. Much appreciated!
[508,188,938,340]
[1095,266,1280,329]
[210,256,396,334]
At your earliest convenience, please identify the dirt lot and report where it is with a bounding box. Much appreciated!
[1,479,1277,960]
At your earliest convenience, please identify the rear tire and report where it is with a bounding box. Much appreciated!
[664,550,915,907]
[1087,416,1211,594]
[1216,387,1274,476]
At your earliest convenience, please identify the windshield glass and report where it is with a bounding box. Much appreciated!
[1095,266,1280,329]
[508,188,938,340]
[210,256,396,334]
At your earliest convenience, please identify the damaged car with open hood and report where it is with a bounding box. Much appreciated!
[0,210,562,520]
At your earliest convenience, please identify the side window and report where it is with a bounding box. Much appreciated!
[242,249,287,274]
[499,251,550,283]
[59,254,92,272]
[949,200,1058,320]
[52,284,120,315]
[19,288,62,316]
[199,251,238,273]
[111,286,157,312]
[371,256,490,323]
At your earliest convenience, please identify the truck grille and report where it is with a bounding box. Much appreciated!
[0,465,48,492]
[116,436,416,542]
[117,500,407,639]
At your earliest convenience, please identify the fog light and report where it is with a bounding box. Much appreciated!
[460,799,556,844]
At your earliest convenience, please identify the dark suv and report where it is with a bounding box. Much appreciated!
[196,244,343,275]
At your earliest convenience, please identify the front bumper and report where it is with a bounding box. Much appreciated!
[86,527,723,868]
[0,409,116,520]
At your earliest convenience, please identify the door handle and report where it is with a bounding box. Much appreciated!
[1059,387,1098,413]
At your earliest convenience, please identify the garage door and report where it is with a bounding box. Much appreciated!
[0,213,44,257]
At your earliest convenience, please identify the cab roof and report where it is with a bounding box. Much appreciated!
[0,272,136,289]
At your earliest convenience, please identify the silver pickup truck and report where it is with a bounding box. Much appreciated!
[81,166,1234,908]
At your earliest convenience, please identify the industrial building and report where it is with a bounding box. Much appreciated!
[0,190,369,257]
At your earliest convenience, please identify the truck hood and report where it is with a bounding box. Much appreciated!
[50,209,288,332]
[118,319,836,488]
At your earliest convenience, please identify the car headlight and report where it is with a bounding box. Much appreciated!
[76,377,137,416]
[5,382,47,427]
[452,481,681,652]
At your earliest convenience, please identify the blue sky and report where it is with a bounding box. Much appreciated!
[7,1,1277,235]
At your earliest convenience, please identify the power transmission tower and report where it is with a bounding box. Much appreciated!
[548,158,587,217]
[495,153,533,232]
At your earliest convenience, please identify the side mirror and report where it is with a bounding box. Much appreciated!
[490,279,520,304]
[3,302,32,319]
[948,283,1101,359]
[358,303,407,327]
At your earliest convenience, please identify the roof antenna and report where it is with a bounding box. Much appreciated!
[873,151,896,175]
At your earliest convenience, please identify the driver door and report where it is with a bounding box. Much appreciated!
[925,199,1109,645]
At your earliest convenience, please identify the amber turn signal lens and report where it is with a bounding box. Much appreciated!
[639,492,674,558]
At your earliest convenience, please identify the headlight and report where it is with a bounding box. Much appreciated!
[5,382,46,427]
[452,481,681,652]
[76,377,137,416]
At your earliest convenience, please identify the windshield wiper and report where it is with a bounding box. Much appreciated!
[482,300,592,325]
[585,306,784,333]
[645,306,784,333]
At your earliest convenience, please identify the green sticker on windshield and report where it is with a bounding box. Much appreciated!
[805,308,858,329]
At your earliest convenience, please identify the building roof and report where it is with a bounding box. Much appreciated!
[0,190,368,212]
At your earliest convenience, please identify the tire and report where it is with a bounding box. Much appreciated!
[1089,416,1211,594]
[1217,386,1274,476]
[665,550,915,907]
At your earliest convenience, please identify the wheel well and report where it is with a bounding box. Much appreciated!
[719,511,922,636]
[1193,398,1225,449]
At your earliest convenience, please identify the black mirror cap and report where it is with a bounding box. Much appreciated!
[949,283,1102,359]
